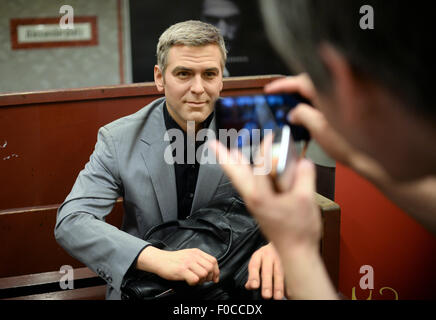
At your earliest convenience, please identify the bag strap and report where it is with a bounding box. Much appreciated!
[143,220,182,239]
[143,217,233,262]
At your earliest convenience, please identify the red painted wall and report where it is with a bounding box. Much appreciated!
[335,163,436,300]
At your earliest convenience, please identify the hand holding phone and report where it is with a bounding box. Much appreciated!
[215,93,311,192]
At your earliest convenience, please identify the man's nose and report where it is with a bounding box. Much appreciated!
[190,75,205,94]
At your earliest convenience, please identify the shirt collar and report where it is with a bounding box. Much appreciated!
[163,103,215,133]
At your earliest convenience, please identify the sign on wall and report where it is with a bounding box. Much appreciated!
[10,17,98,50]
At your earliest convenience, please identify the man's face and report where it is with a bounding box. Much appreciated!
[155,44,224,131]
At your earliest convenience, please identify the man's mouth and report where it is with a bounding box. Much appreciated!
[186,101,207,106]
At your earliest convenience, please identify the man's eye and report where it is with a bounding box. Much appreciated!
[177,71,190,78]
[204,72,217,78]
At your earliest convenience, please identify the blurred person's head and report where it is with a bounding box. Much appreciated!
[260,0,435,181]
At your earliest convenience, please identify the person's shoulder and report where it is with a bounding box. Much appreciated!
[102,97,165,136]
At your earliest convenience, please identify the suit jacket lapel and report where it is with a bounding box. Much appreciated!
[139,100,224,219]
[140,99,178,222]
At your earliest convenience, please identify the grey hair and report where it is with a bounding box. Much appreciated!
[156,20,227,75]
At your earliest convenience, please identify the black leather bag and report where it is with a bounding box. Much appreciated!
[121,196,267,300]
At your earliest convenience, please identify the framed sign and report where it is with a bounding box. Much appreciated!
[10,16,98,50]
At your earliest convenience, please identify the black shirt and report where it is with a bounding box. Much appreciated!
[124,103,214,276]
[163,105,214,220]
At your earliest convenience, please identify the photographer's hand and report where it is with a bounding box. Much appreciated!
[265,74,391,187]
[210,141,338,299]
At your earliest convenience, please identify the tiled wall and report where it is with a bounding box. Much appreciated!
[0,0,131,93]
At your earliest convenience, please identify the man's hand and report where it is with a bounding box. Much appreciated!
[208,74,340,298]
[266,74,355,167]
[245,243,285,300]
[265,74,391,185]
[210,140,337,299]
[136,246,220,286]
[211,140,322,256]
[265,75,436,234]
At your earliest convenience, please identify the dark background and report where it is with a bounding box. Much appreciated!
[129,0,291,82]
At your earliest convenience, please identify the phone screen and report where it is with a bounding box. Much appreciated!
[215,93,310,191]
[215,93,310,149]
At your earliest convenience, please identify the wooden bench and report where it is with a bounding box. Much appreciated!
[0,76,340,299]
[0,194,339,300]
[0,267,106,300]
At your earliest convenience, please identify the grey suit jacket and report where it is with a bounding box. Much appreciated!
[55,98,237,299]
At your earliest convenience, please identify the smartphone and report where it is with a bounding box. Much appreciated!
[215,93,311,144]
[271,125,298,191]
[215,93,311,191]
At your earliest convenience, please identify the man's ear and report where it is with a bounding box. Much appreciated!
[319,43,375,125]
[154,65,165,92]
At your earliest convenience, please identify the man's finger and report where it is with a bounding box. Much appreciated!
[273,260,285,300]
[252,132,276,195]
[209,140,256,198]
[198,250,218,265]
[196,250,220,283]
[260,254,274,299]
[206,256,220,283]
[264,74,315,100]
[291,159,317,198]
[245,252,261,290]
[197,257,215,282]
[288,104,326,138]
[189,263,210,284]
[184,270,200,286]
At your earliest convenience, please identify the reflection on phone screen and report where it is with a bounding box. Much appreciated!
[215,93,310,150]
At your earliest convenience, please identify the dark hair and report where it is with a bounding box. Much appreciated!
[260,0,434,118]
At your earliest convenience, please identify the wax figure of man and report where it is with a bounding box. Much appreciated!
[55,20,285,300]
[212,0,436,299]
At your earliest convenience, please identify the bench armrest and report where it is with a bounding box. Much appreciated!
[315,192,341,289]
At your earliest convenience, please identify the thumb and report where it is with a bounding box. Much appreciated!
[291,159,317,197]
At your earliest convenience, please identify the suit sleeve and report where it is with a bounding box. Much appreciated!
[54,126,149,293]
